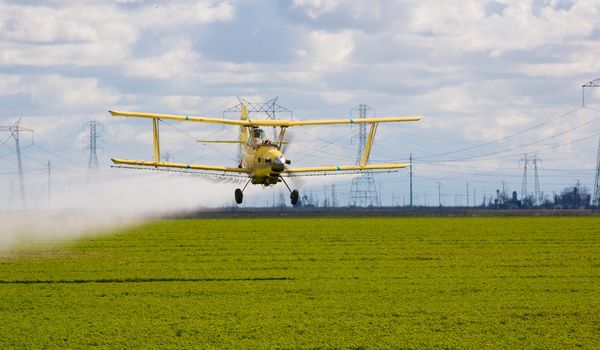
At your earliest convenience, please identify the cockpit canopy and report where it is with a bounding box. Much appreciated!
[248,127,272,147]
[253,128,266,140]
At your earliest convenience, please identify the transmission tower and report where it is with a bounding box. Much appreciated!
[533,154,541,205]
[85,120,102,170]
[521,154,528,200]
[0,119,33,207]
[582,77,600,106]
[349,104,380,207]
[593,136,600,207]
[223,97,293,161]
[162,151,174,163]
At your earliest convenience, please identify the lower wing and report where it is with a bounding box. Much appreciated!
[111,158,251,174]
[284,163,408,174]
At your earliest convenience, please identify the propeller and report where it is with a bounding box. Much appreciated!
[280,128,295,154]
[279,129,306,190]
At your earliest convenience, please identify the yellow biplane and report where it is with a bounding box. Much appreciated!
[109,105,421,205]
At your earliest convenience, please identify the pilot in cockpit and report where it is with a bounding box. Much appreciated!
[253,128,270,145]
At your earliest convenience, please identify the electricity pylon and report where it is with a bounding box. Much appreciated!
[0,119,33,207]
[349,104,380,207]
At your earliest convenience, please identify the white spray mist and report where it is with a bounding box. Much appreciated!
[0,168,234,253]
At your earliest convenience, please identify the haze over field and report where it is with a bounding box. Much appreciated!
[0,171,239,251]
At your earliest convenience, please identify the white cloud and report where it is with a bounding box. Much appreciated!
[291,0,342,19]
[413,86,481,114]
[406,0,599,55]
[0,1,234,67]
[302,30,355,73]
[320,90,356,105]
[126,40,202,79]
[0,74,27,95]
[29,75,120,110]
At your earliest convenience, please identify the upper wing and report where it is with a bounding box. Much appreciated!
[111,158,250,173]
[284,163,409,174]
[109,110,422,126]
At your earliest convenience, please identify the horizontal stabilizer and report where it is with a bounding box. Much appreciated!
[197,140,243,144]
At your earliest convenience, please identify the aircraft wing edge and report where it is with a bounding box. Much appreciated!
[109,110,249,126]
[109,109,421,127]
[281,117,422,126]
[111,158,251,173]
[284,163,409,173]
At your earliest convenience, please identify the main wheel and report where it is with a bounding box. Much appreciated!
[290,189,299,206]
[234,188,243,204]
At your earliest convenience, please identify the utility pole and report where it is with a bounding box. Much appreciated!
[593,136,600,207]
[331,184,336,208]
[47,160,51,206]
[437,181,442,207]
[0,120,33,207]
[409,153,413,207]
[466,181,469,207]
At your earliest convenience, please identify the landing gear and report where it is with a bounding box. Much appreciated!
[290,189,299,206]
[281,177,300,206]
[234,188,243,204]
[234,179,252,205]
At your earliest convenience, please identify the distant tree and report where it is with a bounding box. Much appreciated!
[554,185,591,209]
[521,194,535,208]
[511,191,522,208]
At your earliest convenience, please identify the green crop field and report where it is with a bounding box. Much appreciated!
[0,217,598,349]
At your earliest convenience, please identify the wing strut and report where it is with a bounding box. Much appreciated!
[360,122,378,166]
[153,118,160,163]
[277,127,287,148]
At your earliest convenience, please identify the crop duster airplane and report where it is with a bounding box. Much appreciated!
[109,106,421,205]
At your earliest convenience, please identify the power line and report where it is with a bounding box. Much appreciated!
[420,106,582,160]
[436,111,600,163]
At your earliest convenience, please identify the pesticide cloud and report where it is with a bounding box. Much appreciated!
[0,169,233,252]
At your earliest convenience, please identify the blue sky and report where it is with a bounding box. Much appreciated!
[1,0,600,208]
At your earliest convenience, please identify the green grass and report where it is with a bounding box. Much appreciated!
[0,217,598,349]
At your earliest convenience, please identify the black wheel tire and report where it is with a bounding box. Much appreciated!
[290,189,299,206]
[234,189,243,204]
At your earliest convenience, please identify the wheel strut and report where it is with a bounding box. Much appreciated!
[280,176,292,192]
[280,177,300,206]
[234,178,252,204]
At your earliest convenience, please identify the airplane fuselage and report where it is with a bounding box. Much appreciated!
[243,143,288,185]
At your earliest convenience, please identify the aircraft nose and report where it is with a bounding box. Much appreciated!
[271,156,285,172]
